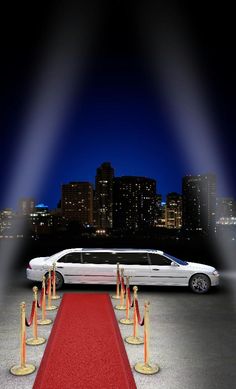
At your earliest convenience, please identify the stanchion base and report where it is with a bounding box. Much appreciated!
[134,362,160,375]
[26,337,46,346]
[115,305,126,310]
[51,295,61,300]
[38,318,53,325]
[10,364,36,376]
[119,318,134,325]
[125,336,144,345]
[46,305,57,311]
[111,295,120,300]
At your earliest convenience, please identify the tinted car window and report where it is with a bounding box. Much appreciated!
[149,254,171,266]
[115,253,149,265]
[81,252,149,265]
[82,252,117,264]
[58,252,82,263]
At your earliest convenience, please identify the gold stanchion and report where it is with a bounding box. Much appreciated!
[125,286,144,345]
[111,262,120,299]
[134,301,159,375]
[46,268,57,311]
[51,262,60,300]
[120,276,134,325]
[26,287,46,346]
[115,269,126,310]
[38,276,53,325]
[10,302,36,376]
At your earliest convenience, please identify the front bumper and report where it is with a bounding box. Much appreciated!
[210,273,220,286]
[26,268,44,282]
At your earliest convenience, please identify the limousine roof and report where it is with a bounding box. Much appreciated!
[59,248,164,255]
[82,248,163,253]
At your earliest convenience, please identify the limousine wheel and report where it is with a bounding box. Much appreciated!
[189,274,211,294]
[45,271,64,290]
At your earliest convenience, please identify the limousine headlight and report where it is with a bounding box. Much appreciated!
[212,270,219,276]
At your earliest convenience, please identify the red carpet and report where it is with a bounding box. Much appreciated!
[33,293,136,389]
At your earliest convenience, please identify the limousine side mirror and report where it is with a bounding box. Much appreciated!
[171,261,178,267]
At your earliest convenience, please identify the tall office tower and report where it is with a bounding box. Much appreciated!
[165,192,182,229]
[216,197,235,220]
[94,162,114,229]
[61,182,93,225]
[154,194,165,227]
[113,176,156,230]
[28,203,53,236]
[156,194,162,211]
[0,208,15,234]
[18,198,35,215]
[182,174,216,232]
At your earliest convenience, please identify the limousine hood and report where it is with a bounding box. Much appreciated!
[185,262,216,273]
[30,256,50,266]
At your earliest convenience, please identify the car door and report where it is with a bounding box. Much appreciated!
[115,252,151,285]
[56,252,82,283]
[80,251,117,284]
[149,253,185,285]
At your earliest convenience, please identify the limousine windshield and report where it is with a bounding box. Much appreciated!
[164,253,188,266]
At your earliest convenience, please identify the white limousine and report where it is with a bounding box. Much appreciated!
[26,248,220,294]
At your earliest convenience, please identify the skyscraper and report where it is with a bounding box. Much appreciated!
[28,203,53,236]
[165,192,182,229]
[61,182,93,225]
[18,198,35,215]
[216,197,236,220]
[182,174,216,232]
[113,176,156,230]
[154,194,165,227]
[94,162,114,229]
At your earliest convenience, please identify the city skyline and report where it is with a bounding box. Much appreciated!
[2,170,235,238]
[0,162,228,211]
[2,154,235,211]
[0,161,211,210]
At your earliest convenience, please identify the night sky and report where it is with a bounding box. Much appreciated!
[0,1,235,210]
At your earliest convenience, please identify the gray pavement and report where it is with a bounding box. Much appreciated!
[1,271,236,389]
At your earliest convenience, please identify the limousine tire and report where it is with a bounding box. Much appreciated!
[189,273,211,294]
[45,271,64,290]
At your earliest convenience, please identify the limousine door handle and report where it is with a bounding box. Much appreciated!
[56,266,64,269]
[153,268,160,271]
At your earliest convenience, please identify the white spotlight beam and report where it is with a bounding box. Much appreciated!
[0,2,101,305]
[138,5,235,294]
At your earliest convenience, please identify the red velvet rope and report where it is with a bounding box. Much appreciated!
[127,287,134,307]
[37,287,44,308]
[51,271,55,283]
[25,301,36,327]
[135,299,144,326]
[46,277,51,295]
